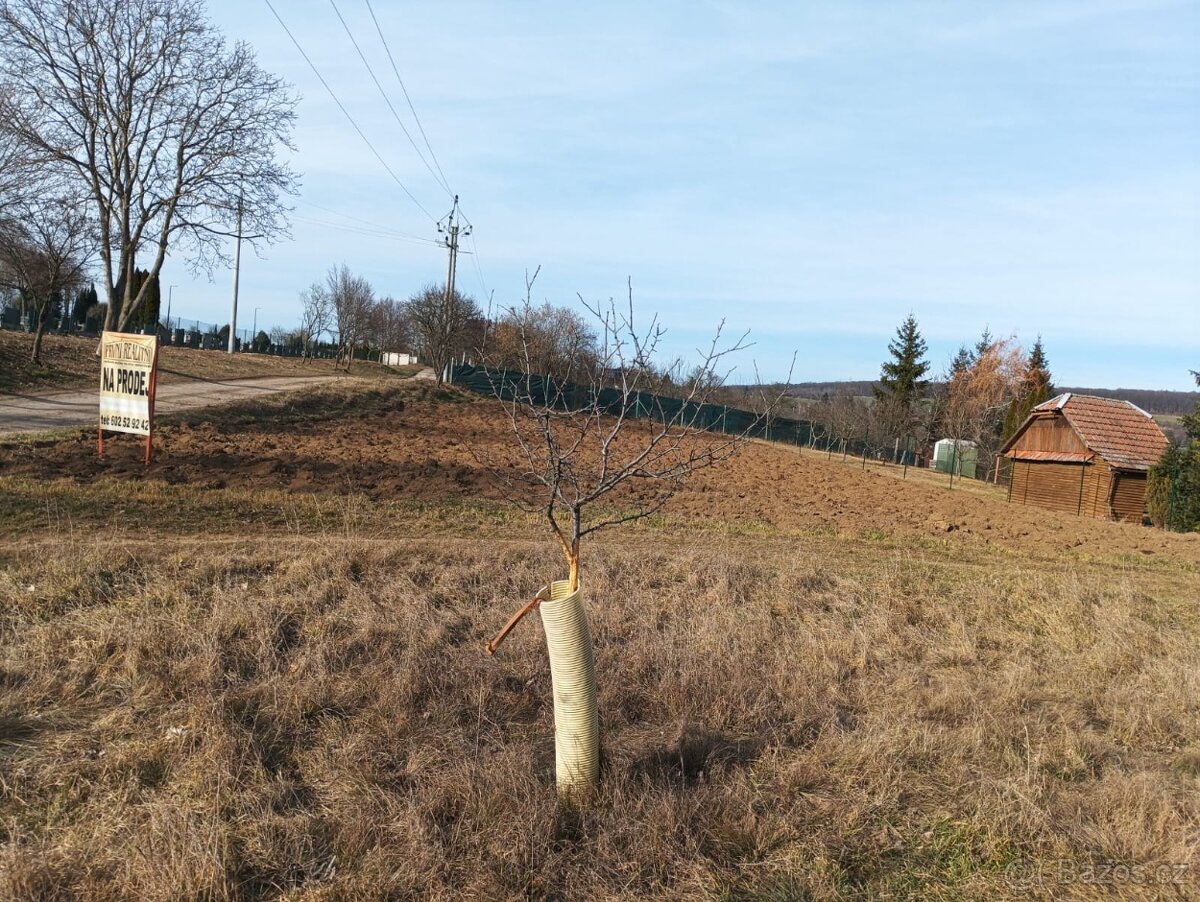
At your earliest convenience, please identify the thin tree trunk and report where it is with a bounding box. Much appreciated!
[31,302,51,363]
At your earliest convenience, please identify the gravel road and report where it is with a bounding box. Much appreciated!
[0,375,346,436]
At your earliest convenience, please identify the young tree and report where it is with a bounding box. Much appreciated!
[324,264,373,370]
[297,282,333,360]
[874,314,930,445]
[0,189,94,362]
[405,283,483,382]
[0,0,298,333]
[482,276,787,793]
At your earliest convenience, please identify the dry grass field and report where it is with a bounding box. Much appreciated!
[1,381,1198,899]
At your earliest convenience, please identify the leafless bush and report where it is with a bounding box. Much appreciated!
[484,300,600,382]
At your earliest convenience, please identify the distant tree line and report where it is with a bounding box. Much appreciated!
[281,265,489,381]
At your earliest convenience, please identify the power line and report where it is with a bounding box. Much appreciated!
[467,226,490,302]
[363,0,453,196]
[292,214,442,246]
[297,200,441,243]
[328,0,453,199]
[263,0,436,222]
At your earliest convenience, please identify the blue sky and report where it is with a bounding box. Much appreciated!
[168,0,1199,390]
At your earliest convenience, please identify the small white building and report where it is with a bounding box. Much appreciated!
[381,352,417,366]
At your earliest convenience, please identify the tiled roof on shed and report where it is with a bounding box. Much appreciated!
[1031,393,1168,471]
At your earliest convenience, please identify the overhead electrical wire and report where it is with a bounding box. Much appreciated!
[263,0,436,222]
[297,200,440,244]
[292,214,442,246]
[463,213,491,303]
[363,0,453,198]
[328,0,453,200]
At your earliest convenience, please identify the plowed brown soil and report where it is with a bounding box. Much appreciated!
[2,382,1196,564]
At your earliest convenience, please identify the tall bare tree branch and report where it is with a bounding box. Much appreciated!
[0,0,299,332]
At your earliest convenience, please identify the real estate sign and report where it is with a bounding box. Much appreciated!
[99,332,158,438]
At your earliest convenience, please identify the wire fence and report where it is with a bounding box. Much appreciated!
[449,363,931,471]
[0,302,410,363]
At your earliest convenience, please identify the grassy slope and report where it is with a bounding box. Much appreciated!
[1,384,1198,899]
[0,330,419,394]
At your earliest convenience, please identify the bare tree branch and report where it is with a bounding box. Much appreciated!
[472,278,792,590]
[0,0,298,332]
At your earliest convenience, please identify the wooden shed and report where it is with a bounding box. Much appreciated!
[1001,393,1168,522]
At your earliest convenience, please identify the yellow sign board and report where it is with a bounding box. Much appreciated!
[99,332,159,453]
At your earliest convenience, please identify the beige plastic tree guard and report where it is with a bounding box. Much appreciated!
[538,579,599,789]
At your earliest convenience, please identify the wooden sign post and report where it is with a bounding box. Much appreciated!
[98,332,160,464]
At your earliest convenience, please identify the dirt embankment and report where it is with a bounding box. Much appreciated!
[1,382,1196,564]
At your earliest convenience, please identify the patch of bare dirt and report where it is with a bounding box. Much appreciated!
[2,382,1196,564]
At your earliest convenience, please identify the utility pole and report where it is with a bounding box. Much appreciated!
[437,195,471,307]
[229,191,244,354]
[167,285,177,333]
[436,196,471,381]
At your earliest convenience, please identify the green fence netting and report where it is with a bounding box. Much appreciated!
[448,363,901,457]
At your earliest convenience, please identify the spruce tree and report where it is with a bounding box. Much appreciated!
[1002,336,1054,441]
[974,326,994,358]
[948,345,974,378]
[876,314,930,409]
[875,315,930,444]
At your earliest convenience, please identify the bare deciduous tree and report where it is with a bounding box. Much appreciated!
[483,273,788,792]
[485,300,599,381]
[405,282,483,382]
[366,295,413,353]
[942,337,1026,478]
[325,265,374,370]
[0,88,25,220]
[0,185,95,362]
[0,0,298,333]
[298,283,333,360]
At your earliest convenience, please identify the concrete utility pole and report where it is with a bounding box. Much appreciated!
[437,194,471,308]
[229,191,244,354]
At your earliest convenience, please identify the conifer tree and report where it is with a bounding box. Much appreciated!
[875,314,931,442]
[974,326,994,358]
[876,314,930,407]
[948,345,974,378]
[1003,336,1054,441]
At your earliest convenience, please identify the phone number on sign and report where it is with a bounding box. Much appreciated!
[100,414,149,431]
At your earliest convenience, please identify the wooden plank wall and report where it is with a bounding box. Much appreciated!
[1010,460,1113,519]
[1111,473,1148,523]
[1008,415,1088,454]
